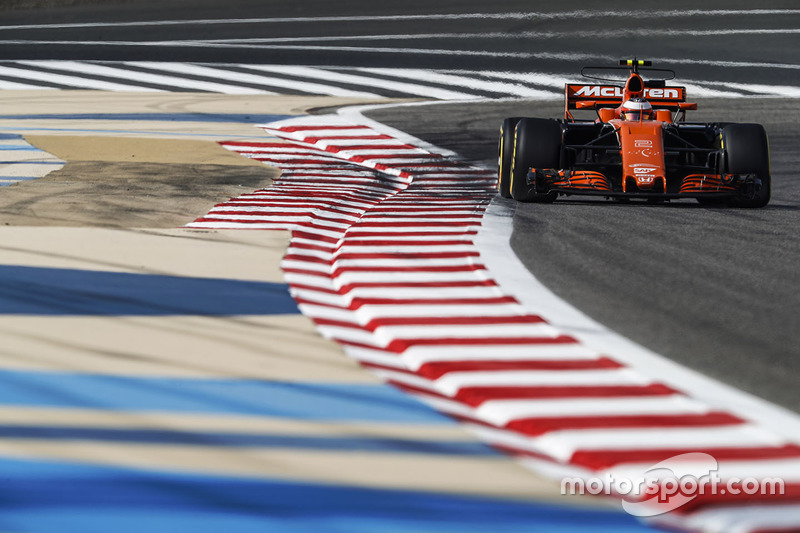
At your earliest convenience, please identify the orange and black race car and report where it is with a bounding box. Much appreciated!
[497,59,770,207]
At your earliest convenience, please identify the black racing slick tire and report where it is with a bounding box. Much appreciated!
[723,123,771,208]
[497,117,521,198]
[510,118,561,202]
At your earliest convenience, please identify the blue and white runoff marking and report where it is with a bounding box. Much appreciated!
[0,133,63,185]
[0,220,660,533]
[0,459,655,533]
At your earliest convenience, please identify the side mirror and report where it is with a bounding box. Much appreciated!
[598,108,616,122]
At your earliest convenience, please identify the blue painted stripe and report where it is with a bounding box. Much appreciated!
[0,456,660,533]
[0,145,42,151]
[0,160,62,164]
[0,265,298,316]
[0,177,43,186]
[0,133,22,140]
[0,425,496,455]
[0,113,294,124]
[0,370,451,423]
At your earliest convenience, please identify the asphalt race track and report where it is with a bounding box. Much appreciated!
[22,0,792,413]
[367,97,800,414]
[2,0,800,86]
[0,2,798,531]
[0,0,795,422]
[2,0,793,411]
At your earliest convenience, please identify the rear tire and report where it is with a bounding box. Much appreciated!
[510,118,561,202]
[497,117,521,198]
[723,123,771,208]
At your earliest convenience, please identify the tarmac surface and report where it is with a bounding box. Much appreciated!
[0,2,796,530]
[366,95,800,413]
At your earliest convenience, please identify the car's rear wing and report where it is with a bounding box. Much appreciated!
[565,84,687,110]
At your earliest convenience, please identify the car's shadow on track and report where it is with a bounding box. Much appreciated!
[496,196,798,210]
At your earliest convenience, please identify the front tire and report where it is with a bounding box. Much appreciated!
[723,123,771,208]
[497,117,522,198]
[510,118,561,202]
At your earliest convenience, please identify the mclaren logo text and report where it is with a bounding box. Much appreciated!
[573,86,681,100]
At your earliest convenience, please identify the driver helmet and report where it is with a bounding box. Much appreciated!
[621,97,653,120]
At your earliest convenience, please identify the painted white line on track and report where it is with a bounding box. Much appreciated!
[126,62,379,98]
[203,28,800,45]
[0,63,163,92]
[241,65,468,99]
[0,79,57,90]
[720,82,800,98]
[356,68,556,99]
[0,61,796,99]
[0,9,797,30]
[16,60,263,94]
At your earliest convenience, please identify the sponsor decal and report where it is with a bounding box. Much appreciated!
[634,140,654,158]
[633,164,657,174]
[644,88,678,99]
[571,85,682,100]
[633,164,658,183]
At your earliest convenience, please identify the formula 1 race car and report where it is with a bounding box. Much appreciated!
[497,59,771,207]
